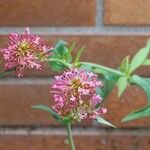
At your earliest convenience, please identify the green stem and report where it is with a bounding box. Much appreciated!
[0,67,16,78]
[67,123,75,150]
[78,62,124,76]
[0,71,8,78]
[48,58,73,69]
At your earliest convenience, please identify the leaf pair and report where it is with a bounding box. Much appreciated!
[119,40,150,121]
[119,42,150,76]
[117,41,150,97]
[32,105,116,128]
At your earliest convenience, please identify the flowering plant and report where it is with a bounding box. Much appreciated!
[0,28,150,150]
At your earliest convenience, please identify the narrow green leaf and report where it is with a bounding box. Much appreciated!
[130,75,150,103]
[119,56,130,74]
[122,105,150,122]
[32,105,63,122]
[117,77,127,97]
[129,42,150,73]
[96,116,116,128]
[143,59,150,66]
[69,42,76,55]
[74,46,84,64]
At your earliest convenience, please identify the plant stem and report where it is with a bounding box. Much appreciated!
[0,67,16,78]
[0,71,8,78]
[67,123,75,150]
[78,62,124,76]
[48,58,73,68]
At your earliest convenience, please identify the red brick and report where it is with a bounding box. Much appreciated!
[0,134,149,150]
[105,0,150,25]
[0,0,95,26]
[0,84,91,126]
[0,35,150,77]
[103,86,150,128]
[0,84,55,125]
[0,83,150,127]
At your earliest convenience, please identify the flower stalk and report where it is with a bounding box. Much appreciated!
[67,123,75,150]
[78,61,124,76]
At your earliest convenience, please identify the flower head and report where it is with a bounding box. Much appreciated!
[51,68,107,122]
[0,27,53,77]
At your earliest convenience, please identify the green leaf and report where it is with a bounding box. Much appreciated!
[96,116,116,128]
[48,40,71,72]
[49,61,66,71]
[130,75,150,103]
[32,105,63,123]
[129,42,150,73]
[143,59,150,66]
[69,42,76,55]
[122,105,150,122]
[55,40,69,57]
[119,56,130,74]
[74,46,84,64]
[117,77,127,97]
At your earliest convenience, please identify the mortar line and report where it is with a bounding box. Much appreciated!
[0,127,150,136]
[1,0,150,35]
[1,27,150,35]
[96,0,103,26]
[0,78,52,85]
[1,75,150,85]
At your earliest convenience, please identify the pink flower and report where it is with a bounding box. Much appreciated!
[0,27,53,77]
[51,68,107,122]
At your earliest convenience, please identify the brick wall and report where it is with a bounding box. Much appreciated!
[0,0,150,149]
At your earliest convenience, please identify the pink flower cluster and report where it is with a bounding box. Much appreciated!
[51,68,107,122]
[0,27,52,77]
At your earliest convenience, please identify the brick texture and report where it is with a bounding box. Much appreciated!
[0,83,150,127]
[0,134,149,150]
[0,1,150,149]
[0,0,95,26]
[0,35,150,77]
[103,86,150,128]
[105,0,150,25]
[0,84,92,126]
[0,84,55,126]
